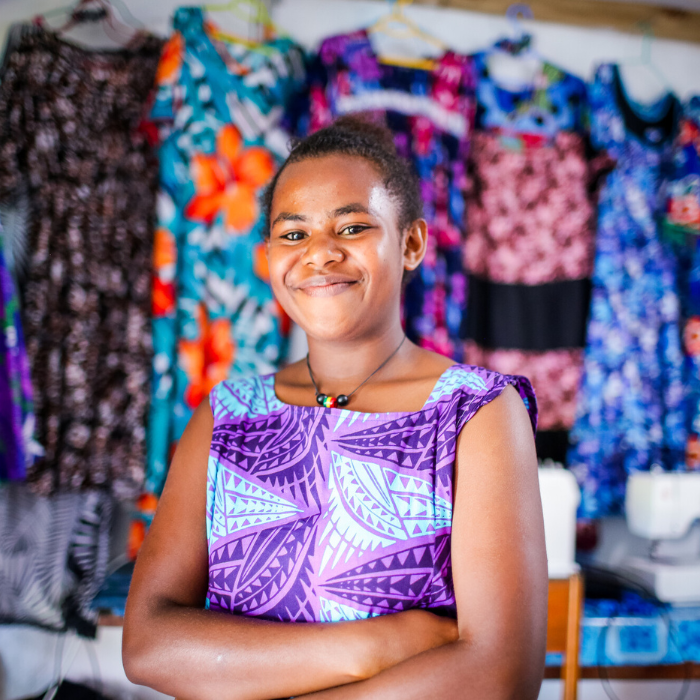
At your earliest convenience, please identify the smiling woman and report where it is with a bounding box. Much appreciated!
[122,116,548,700]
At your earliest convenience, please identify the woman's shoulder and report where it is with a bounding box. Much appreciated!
[208,373,284,422]
[428,363,537,433]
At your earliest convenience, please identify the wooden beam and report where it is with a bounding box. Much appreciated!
[399,0,700,44]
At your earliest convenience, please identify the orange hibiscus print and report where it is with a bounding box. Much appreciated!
[152,227,177,317]
[156,32,184,85]
[179,303,236,408]
[253,242,270,282]
[185,124,275,235]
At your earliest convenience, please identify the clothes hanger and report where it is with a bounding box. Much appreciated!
[203,0,284,55]
[35,0,145,48]
[492,3,536,57]
[617,23,674,98]
[367,0,446,71]
[485,3,545,91]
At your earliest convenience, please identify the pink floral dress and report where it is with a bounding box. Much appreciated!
[463,54,612,461]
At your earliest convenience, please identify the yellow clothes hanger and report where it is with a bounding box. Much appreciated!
[367,0,446,71]
[203,0,284,53]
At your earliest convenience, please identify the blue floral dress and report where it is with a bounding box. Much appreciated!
[568,65,685,517]
[146,8,306,493]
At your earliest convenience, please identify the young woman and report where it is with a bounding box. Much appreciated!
[123,117,548,700]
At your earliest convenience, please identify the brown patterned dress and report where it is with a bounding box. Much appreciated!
[0,25,163,497]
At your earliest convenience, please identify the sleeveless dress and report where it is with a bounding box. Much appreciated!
[206,364,536,622]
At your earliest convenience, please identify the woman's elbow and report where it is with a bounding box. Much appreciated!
[122,602,165,687]
[453,631,545,700]
[497,641,546,700]
[122,622,152,685]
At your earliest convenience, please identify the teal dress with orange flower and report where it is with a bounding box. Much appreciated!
[146,8,306,493]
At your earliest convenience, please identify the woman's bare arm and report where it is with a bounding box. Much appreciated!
[122,399,458,700]
[298,385,549,699]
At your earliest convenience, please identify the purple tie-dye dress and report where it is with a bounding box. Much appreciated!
[206,364,536,622]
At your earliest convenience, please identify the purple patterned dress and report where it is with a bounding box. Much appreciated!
[206,364,536,622]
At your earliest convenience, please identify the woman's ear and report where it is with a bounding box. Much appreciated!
[403,219,428,271]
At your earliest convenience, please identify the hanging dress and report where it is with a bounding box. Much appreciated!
[0,25,163,497]
[568,65,685,517]
[206,364,536,621]
[0,222,35,481]
[299,30,476,361]
[146,8,306,494]
[462,53,611,463]
[662,96,700,468]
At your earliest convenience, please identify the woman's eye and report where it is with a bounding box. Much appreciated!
[340,225,368,236]
[282,231,306,241]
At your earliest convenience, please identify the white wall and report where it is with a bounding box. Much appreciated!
[2,0,700,100]
[0,1,699,698]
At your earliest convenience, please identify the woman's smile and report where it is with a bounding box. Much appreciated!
[294,273,360,297]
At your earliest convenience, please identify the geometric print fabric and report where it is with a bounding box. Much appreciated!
[206,365,536,622]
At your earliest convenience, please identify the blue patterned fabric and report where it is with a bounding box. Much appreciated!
[568,65,686,517]
[471,52,588,138]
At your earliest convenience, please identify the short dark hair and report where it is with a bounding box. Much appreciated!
[262,115,423,238]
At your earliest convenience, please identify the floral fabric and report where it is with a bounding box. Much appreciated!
[568,65,685,517]
[299,30,476,360]
[663,97,700,469]
[663,96,700,236]
[463,55,608,453]
[0,225,35,481]
[464,130,598,285]
[463,342,582,431]
[0,25,162,497]
[146,8,306,494]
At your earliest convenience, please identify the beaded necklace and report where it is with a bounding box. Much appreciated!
[306,335,406,408]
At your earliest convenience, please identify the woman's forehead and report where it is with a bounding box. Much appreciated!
[273,154,387,207]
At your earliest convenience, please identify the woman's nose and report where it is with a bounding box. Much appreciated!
[302,231,345,267]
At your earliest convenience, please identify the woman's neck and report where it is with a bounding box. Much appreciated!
[305,325,408,394]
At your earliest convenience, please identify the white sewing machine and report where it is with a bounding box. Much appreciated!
[538,466,581,578]
[623,471,700,604]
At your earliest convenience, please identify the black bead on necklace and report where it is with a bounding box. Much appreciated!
[307,335,407,409]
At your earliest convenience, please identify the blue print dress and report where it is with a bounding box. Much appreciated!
[568,65,685,517]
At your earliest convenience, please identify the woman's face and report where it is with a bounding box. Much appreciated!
[266,154,425,342]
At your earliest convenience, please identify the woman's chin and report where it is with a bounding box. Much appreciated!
[302,322,362,343]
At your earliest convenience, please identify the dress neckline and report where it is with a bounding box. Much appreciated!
[31,20,158,61]
[268,362,460,418]
[610,64,679,148]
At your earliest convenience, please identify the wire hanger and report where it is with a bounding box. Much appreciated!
[367,0,446,71]
[203,0,284,53]
[618,22,673,96]
[35,0,144,48]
